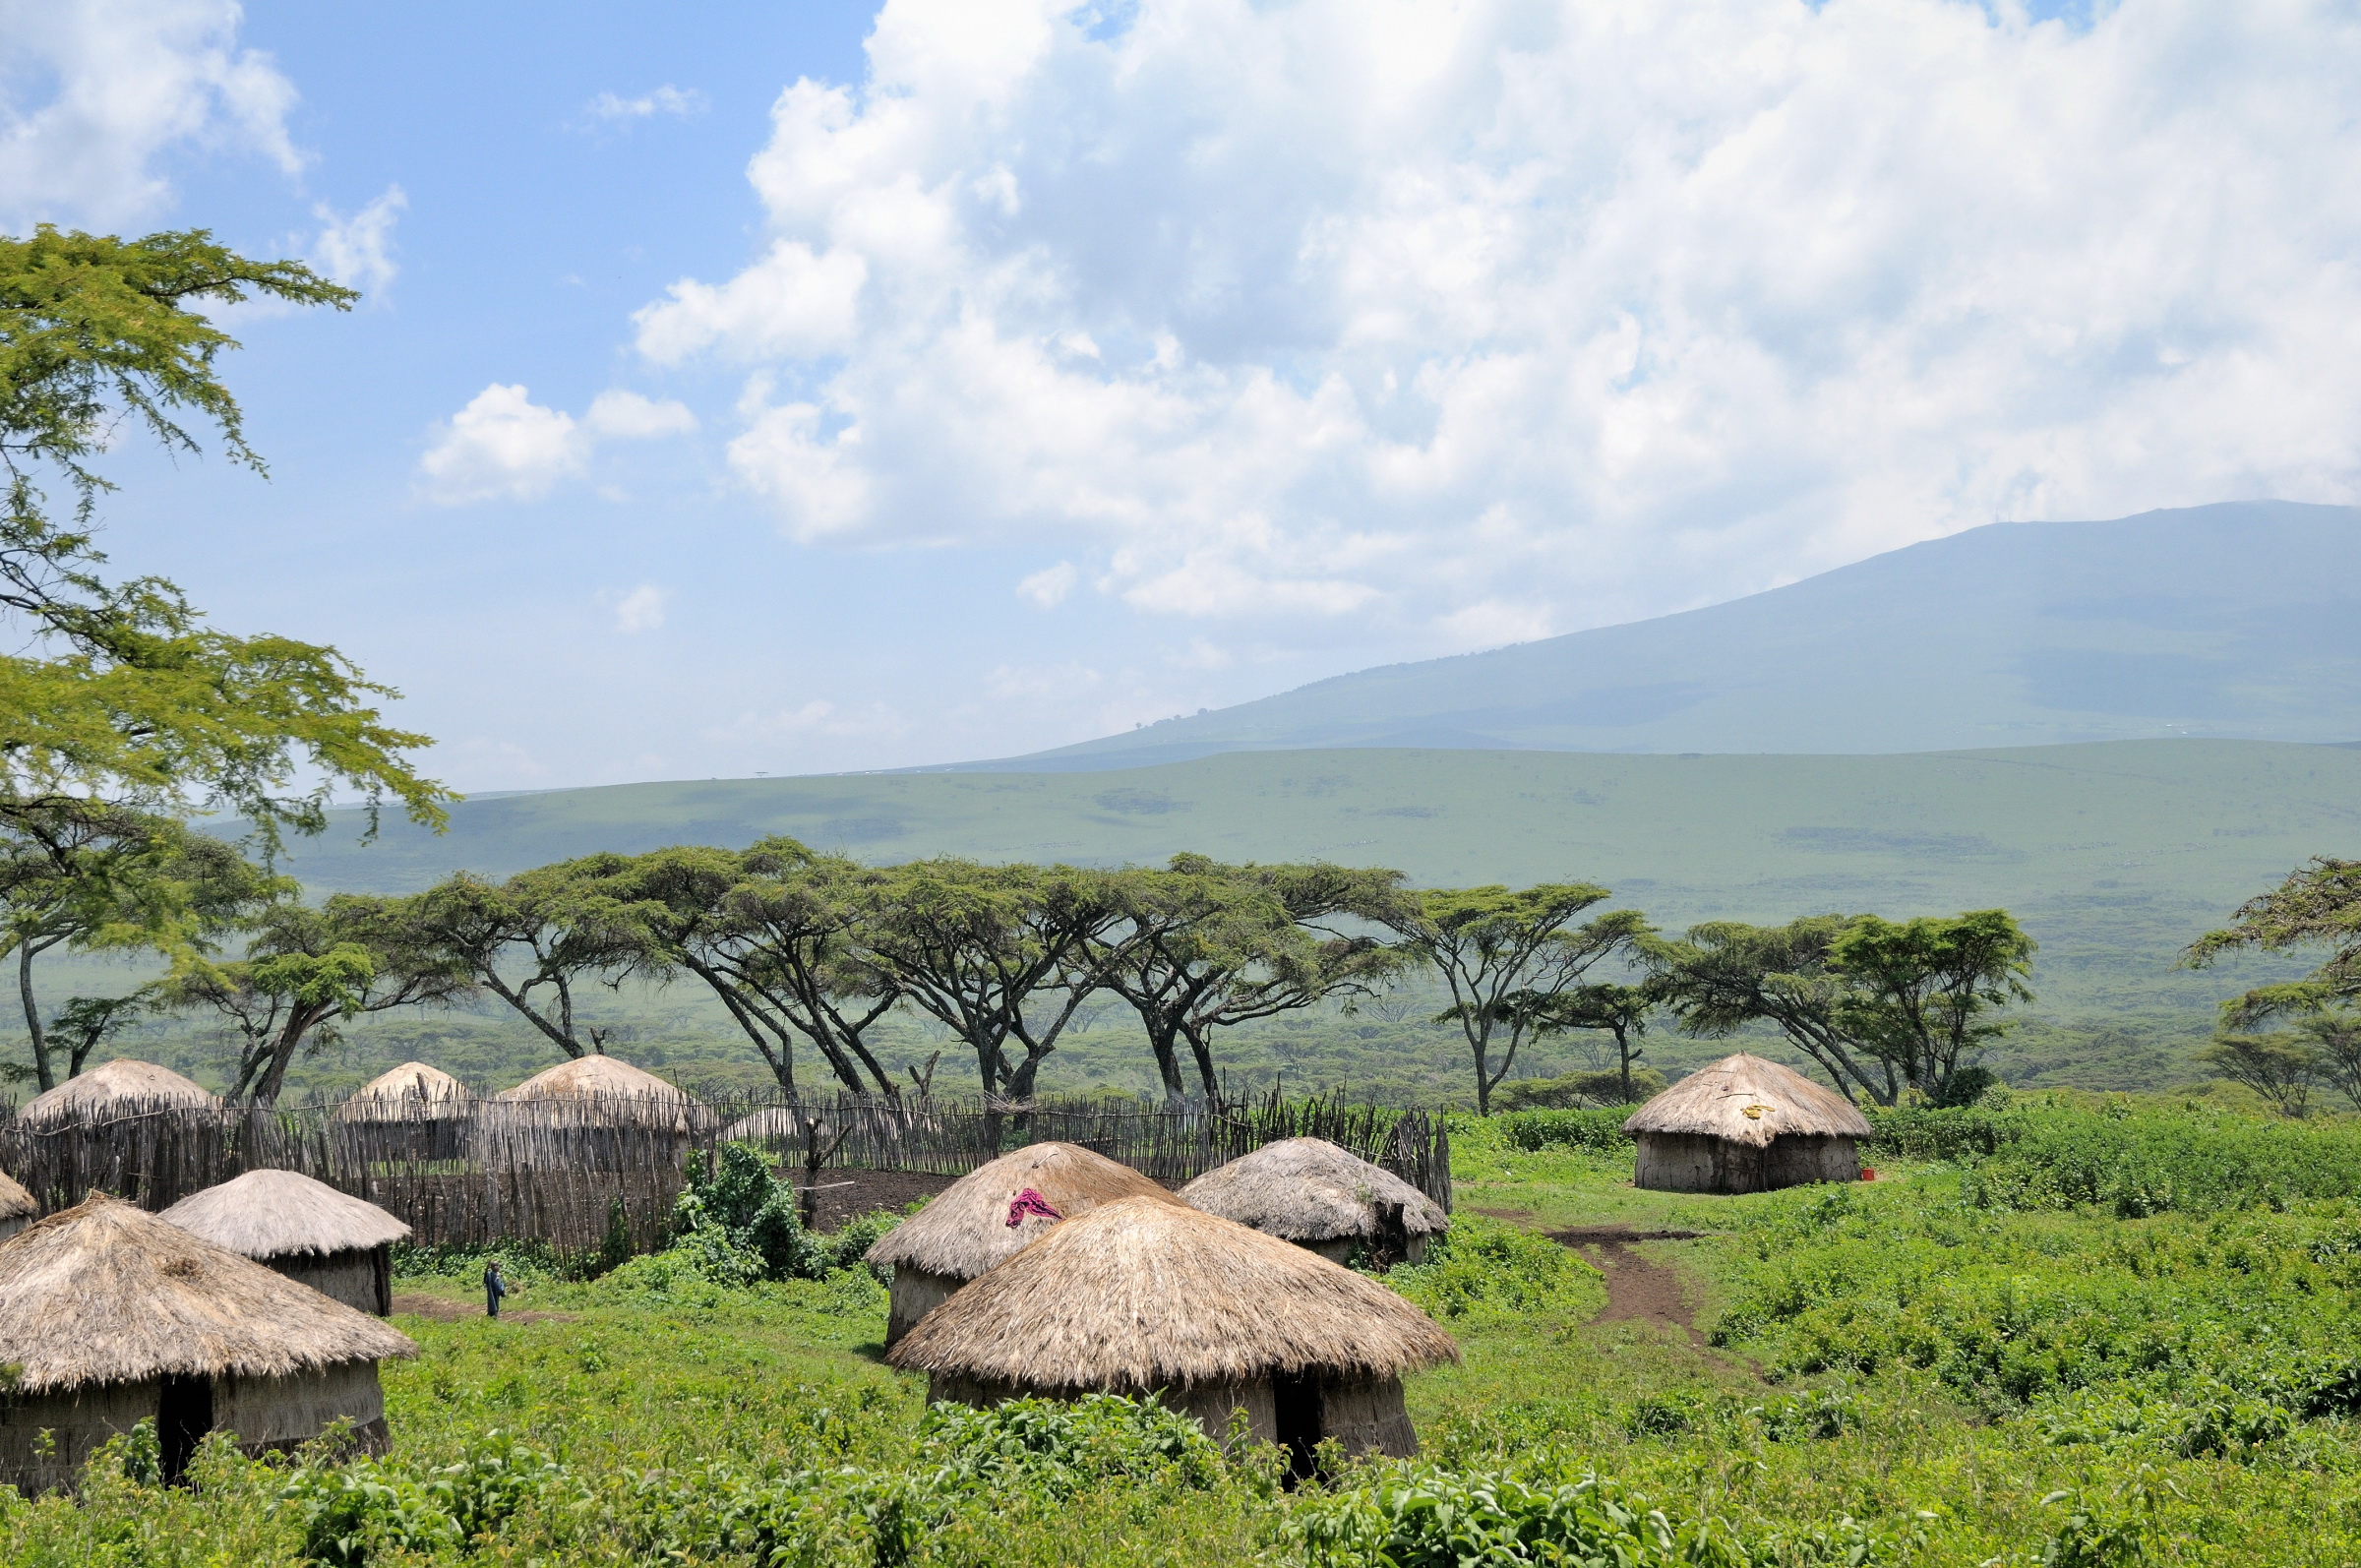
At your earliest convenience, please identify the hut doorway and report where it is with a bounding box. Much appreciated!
[157,1375,212,1482]
[1272,1371,1321,1483]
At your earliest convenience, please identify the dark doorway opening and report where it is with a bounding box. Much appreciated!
[1272,1372,1321,1486]
[157,1374,212,1483]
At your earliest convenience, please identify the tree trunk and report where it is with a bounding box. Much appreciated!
[19,943,50,1093]
[1144,1016,1188,1099]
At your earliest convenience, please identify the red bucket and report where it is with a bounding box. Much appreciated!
[1858,1168,1877,1181]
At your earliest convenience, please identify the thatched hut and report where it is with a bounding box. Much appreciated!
[159,1170,410,1315]
[889,1195,1458,1471]
[17,1060,221,1131]
[488,1055,710,1170]
[0,1172,33,1243]
[865,1141,1181,1348]
[1623,1054,1871,1194]
[0,1195,414,1491]
[333,1061,473,1160]
[1181,1137,1448,1267]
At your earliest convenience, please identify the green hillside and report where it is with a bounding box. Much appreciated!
[209,738,2343,1096]
[971,501,2361,768]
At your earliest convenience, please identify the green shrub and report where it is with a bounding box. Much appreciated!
[921,1393,1227,1497]
[1288,1464,1767,1568]
[278,1429,562,1565]
[1495,1108,1634,1155]
[1493,1069,1667,1112]
[1385,1215,1603,1320]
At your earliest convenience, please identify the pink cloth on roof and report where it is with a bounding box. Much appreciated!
[1005,1188,1063,1228]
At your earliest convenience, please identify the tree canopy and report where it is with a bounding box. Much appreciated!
[2185,856,2361,1027]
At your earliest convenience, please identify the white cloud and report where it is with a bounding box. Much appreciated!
[0,0,302,229]
[632,0,2361,659]
[611,583,670,633]
[311,184,406,295]
[583,85,706,125]
[716,699,909,740]
[1016,561,1077,607]
[585,390,696,439]
[419,384,696,505]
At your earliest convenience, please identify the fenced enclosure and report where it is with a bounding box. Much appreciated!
[0,1086,1451,1255]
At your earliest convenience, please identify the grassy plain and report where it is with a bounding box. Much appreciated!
[11,1101,2361,1564]
[84,736,2338,1098]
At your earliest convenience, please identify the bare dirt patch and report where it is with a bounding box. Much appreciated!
[1545,1225,1709,1345]
[793,1168,957,1231]
[392,1292,574,1325]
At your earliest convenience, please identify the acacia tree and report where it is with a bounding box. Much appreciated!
[1522,982,1656,1104]
[863,859,1122,1099]
[406,860,651,1059]
[1384,882,1649,1115]
[2197,1031,2318,1117]
[0,808,281,1088]
[1,224,449,846]
[2185,856,2361,1025]
[588,842,902,1096]
[1643,910,2035,1106]
[1095,856,1406,1101]
[166,895,472,1104]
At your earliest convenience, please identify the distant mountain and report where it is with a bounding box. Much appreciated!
[943,501,2361,771]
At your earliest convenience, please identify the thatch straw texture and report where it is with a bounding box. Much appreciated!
[495,1055,707,1130]
[1181,1137,1448,1244]
[0,1195,413,1394]
[159,1169,409,1259]
[18,1060,221,1130]
[0,1170,33,1225]
[1622,1054,1871,1148]
[719,1106,810,1143]
[889,1196,1458,1389]
[333,1061,471,1123]
[864,1140,1180,1281]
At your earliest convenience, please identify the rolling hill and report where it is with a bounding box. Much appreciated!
[950,501,2361,771]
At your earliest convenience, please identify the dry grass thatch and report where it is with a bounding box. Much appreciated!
[158,1169,410,1259]
[494,1055,707,1129]
[18,1059,223,1130]
[333,1061,471,1123]
[1180,1136,1448,1243]
[0,1170,32,1223]
[0,1195,414,1394]
[888,1195,1458,1389]
[865,1141,1181,1281]
[719,1107,811,1143]
[1622,1053,1872,1147]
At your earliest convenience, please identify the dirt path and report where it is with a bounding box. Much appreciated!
[1544,1225,1708,1345]
[392,1292,574,1325]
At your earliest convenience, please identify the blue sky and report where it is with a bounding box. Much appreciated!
[4,0,2357,793]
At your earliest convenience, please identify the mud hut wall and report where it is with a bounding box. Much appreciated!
[884,1267,963,1349]
[928,1373,1281,1450]
[1316,1376,1419,1459]
[0,1217,23,1244]
[270,1248,390,1316]
[1635,1131,1862,1194]
[212,1361,387,1452]
[0,1377,162,1493]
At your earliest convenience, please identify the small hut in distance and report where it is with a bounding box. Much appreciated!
[159,1170,410,1315]
[334,1061,472,1160]
[889,1195,1458,1474]
[0,1195,414,1491]
[1623,1054,1871,1194]
[1181,1137,1448,1267]
[18,1059,221,1131]
[0,1173,33,1243]
[865,1141,1182,1347]
[490,1055,710,1170]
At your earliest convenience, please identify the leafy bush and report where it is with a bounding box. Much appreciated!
[1493,1068,1667,1112]
[278,1428,564,1565]
[1495,1107,1634,1154]
[920,1393,1227,1497]
[675,1141,832,1280]
[1385,1215,1603,1320]
[1288,1464,1773,1568]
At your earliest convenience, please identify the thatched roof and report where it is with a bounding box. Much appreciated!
[1622,1054,1872,1147]
[18,1059,222,1130]
[1180,1137,1448,1243]
[0,1195,414,1394]
[0,1170,33,1223]
[865,1141,1181,1281]
[719,1107,809,1143]
[493,1055,707,1129]
[888,1195,1458,1390]
[333,1061,471,1122]
[159,1169,410,1259]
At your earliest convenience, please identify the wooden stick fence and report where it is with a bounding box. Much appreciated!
[0,1088,1450,1255]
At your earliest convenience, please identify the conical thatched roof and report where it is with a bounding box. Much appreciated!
[888,1195,1459,1390]
[333,1061,471,1123]
[719,1106,810,1143]
[1180,1137,1448,1244]
[1622,1054,1872,1147]
[0,1170,33,1224]
[18,1059,222,1130]
[865,1141,1181,1281]
[159,1169,410,1259]
[494,1055,706,1129]
[0,1195,414,1394]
